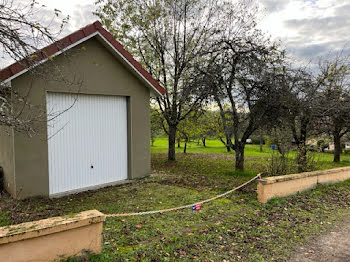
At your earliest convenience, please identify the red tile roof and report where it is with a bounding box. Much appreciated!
[0,21,165,96]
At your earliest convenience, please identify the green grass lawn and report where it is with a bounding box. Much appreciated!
[152,137,350,171]
[1,139,350,261]
[151,138,271,155]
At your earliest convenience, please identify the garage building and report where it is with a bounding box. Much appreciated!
[0,21,165,199]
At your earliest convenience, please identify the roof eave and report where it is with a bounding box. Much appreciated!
[0,21,166,97]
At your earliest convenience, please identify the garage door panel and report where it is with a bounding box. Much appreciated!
[46,93,128,195]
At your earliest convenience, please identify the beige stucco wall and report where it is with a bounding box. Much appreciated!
[317,167,350,184]
[7,36,151,198]
[257,166,350,203]
[257,176,318,203]
[0,126,15,196]
[0,210,105,261]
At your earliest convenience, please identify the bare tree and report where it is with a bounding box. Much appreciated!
[275,63,330,173]
[0,0,82,134]
[95,0,258,160]
[211,53,286,170]
[202,9,284,170]
[0,0,67,62]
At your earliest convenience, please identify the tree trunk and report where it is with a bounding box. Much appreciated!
[296,144,307,173]
[202,137,206,147]
[219,136,231,152]
[177,138,181,148]
[295,119,308,173]
[226,136,231,152]
[333,133,341,163]
[235,143,245,170]
[168,125,177,161]
[259,132,263,152]
[184,141,187,153]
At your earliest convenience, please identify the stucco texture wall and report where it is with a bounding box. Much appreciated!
[7,36,151,198]
[0,210,105,261]
[257,166,350,203]
[0,126,15,196]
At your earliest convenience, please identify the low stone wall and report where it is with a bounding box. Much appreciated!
[257,166,350,203]
[0,210,105,262]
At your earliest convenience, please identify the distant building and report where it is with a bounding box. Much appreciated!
[345,142,350,150]
[325,142,335,152]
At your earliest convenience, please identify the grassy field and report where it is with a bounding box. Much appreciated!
[1,139,350,261]
[152,138,350,171]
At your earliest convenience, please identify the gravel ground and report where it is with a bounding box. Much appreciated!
[290,212,350,262]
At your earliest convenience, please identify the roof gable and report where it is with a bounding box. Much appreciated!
[0,21,165,96]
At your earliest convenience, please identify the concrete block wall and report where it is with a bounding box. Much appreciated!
[0,210,105,261]
[257,166,350,203]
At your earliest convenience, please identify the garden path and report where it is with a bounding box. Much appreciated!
[290,212,350,262]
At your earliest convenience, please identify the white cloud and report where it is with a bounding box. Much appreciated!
[0,0,97,68]
[258,0,350,64]
[1,0,349,68]
[37,0,98,33]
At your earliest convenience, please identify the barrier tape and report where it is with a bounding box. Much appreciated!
[106,173,261,218]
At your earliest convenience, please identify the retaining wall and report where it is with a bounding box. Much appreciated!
[0,210,105,262]
[257,166,350,203]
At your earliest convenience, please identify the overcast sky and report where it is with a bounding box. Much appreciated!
[2,0,350,68]
[258,0,350,65]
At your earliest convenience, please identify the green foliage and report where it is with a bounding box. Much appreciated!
[196,110,228,144]
[150,107,164,146]
[176,110,224,148]
[0,211,10,227]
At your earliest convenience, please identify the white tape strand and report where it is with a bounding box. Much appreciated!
[106,174,261,218]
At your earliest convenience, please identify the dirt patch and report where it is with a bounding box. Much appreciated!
[290,211,350,262]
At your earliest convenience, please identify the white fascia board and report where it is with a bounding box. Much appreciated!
[2,31,163,97]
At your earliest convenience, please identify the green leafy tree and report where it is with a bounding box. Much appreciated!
[194,111,218,147]
[211,107,233,152]
[177,115,200,153]
[150,107,163,146]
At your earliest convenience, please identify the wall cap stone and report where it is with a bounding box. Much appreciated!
[257,166,350,185]
[0,209,105,245]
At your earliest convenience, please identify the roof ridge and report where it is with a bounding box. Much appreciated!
[0,21,165,95]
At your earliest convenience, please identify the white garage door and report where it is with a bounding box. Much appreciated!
[46,92,128,196]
